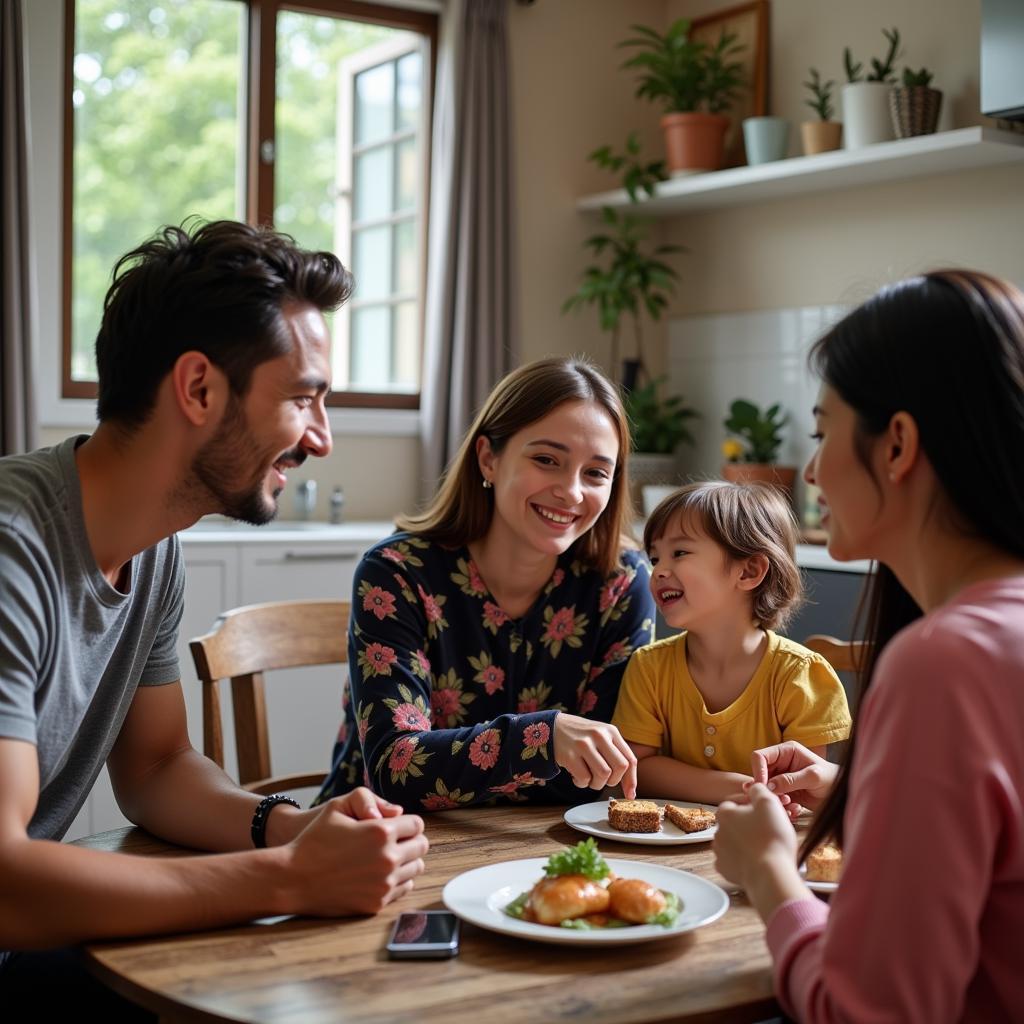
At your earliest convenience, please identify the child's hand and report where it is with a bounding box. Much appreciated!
[749,741,838,811]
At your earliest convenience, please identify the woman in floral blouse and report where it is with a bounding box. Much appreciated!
[317,357,656,809]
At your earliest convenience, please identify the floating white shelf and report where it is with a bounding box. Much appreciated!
[576,126,1024,215]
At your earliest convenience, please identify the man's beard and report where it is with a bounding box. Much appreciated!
[190,396,305,525]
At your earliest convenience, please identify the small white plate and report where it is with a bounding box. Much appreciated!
[442,857,729,946]
[563,799,717,845]
[799,865,839,894]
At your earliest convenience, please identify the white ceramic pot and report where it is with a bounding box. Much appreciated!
[841,82,895,149]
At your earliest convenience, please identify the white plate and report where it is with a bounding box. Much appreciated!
[800,865,839,894]
[563,799,717,845]
[442,857,728,947]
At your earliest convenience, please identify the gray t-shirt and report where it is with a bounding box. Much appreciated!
[0,436,183,841]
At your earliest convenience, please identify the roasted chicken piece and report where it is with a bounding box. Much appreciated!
[528,874,611,925]
[607,877,667,924]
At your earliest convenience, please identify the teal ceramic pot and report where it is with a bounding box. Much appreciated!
[742,116,791,165]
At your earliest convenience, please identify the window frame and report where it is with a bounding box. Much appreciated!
[61,0,437,409]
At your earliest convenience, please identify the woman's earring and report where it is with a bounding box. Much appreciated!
[482,479,493,489]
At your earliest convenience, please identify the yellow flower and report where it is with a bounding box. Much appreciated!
[721,438,744,462]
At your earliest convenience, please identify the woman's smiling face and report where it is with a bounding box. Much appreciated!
[805,384,888,562]
[477,399,620,559]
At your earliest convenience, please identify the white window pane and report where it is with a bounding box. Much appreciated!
[396,137,417,212]
[354,147,393,222]
[355,63,394,145]
[394,301,419,389]
[351,306,391,387]
[275,10,391,253]
[352,226,392,299]
[396,51,421,131]
[71,0,245,382]
[395,219,417,294]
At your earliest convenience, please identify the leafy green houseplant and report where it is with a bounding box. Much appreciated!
[800,68,842,155]
[841,27,903,148]
[563,134,681,387]
[619,18,745,174]
[625,377,697,455]
[890,66,942,138]
[720,399,797,502]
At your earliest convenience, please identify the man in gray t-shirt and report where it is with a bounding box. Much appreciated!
[0,222,428,1012]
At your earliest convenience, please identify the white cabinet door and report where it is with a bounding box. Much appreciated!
[238,543,362,785]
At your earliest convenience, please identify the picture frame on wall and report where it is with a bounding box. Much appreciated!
[690,0,770,167]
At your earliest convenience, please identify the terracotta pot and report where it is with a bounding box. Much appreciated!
[889,86,943,138]
[661,112,730,175]
[800,120,843,155]
[720,463,798,508]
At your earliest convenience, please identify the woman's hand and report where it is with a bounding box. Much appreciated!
[749,740,838,812]
[714,784,810,921]
[552,714,637,798]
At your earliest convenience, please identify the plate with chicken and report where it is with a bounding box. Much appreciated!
[442,839,728,946]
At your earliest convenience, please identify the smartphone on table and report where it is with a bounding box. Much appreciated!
[386,910,460,959]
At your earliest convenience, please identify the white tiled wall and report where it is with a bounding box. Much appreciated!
[666,304,848,518]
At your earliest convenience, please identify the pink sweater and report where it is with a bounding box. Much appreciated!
[766,578,1024,1023]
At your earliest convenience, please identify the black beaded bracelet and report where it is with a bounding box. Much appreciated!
[250,793,301,849]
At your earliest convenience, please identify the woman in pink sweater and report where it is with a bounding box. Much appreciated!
[713,269,1024,1022]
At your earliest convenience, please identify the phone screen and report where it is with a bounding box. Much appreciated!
[386,911,460,959]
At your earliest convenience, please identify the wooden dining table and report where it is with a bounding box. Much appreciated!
[76,804,782,1024]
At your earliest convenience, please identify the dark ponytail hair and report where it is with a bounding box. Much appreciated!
[801,269,1024,859]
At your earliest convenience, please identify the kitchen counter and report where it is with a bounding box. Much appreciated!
[180,517,396,545]
[181,518,871,574]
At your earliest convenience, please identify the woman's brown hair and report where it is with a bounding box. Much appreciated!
[397,356,634,576]
[643,480,803,630]
[801,269,1024,862]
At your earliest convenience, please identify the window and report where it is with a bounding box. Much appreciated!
[64,0,436,408]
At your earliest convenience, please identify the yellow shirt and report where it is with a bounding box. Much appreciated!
[612,631,852,774]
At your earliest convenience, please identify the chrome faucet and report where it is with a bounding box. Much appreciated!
[294,479,317,521]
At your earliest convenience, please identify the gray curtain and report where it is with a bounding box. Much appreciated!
[419,0,518,496]
[0,0,37,456]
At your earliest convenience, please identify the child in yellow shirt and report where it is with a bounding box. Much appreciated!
[612,481,851,805]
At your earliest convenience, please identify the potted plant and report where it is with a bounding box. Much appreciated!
[563,134,681,386]
[801,67,842,155]
[890,66,942,138]
[624,376,698,504]
[842,27,901,149]
[720,398,797,503]
[619,18,745,175]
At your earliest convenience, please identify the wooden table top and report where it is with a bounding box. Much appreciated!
[77,805,780,1024]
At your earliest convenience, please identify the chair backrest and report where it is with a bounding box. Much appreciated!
[802,633,869,675]
[189,599,350,795]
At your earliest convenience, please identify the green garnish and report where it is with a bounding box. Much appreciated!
[543,838,610,881]
[648,890,680,927]
[504,891,529,919]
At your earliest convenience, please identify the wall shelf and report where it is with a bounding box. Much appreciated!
[576,126,1024,215]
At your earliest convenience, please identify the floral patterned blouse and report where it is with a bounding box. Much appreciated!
[316,533,655,810]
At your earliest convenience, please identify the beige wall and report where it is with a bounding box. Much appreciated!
[508,0,672,375]
[657,0,1023,316]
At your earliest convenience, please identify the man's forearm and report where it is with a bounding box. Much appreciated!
[112,746,312,851]
[636,755,751,804]
[0,837,291,950]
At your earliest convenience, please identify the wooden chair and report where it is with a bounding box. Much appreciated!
[189,599,350,795]
[802,633,870,674]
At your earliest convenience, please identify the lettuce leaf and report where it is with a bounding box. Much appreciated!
[543,838,610,881]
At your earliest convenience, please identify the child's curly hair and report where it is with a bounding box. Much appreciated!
[644,480,804,630]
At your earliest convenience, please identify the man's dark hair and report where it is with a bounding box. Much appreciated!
[95,219,354,428]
